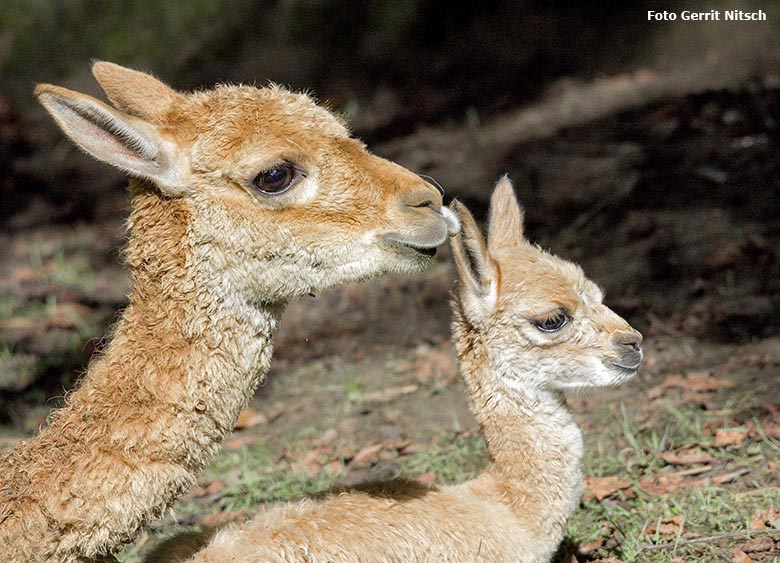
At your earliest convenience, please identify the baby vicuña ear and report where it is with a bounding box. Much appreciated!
[35,84,185,195]
[449,200,499,321]
[487,175,525,252]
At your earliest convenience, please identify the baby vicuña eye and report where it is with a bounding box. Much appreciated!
[533,311,569,333]
[253,162,304,194]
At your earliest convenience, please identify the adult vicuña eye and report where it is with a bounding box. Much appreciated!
[252,162,303,194]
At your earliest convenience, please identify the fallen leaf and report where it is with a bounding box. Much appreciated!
[201,510,247,529]
[750,507,780,531]
[46,302,91,329]
[234,408,268,430]
[738,535,775,553]
[638,474,688,496]
[325,459,344,477]
[359,384,418,404]
[685,371,735,391]
[577,536,606,554]
[384,438,413,451]
[749,418,780,440]
[674,468,752,490]
[291,460,324,478]
[729,547,751,563]
[8,265,37,284]
[190,479,226,498]
[301,442,335,466]
[223,436,256,450]
[714,427,748,447]
[347,443,384,468]
[205,479,225,495]
[583,475,633,501]
[647,515,684,539]
[648,371,734,399]
[398,442,426,455]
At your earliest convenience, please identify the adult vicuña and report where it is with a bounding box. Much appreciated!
[0,62,459,563]
[160,177,642,563]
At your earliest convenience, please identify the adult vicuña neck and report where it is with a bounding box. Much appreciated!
[2,182,285,559]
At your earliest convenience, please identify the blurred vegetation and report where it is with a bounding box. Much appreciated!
[0,0,267,83]
[3,0,773,129]
[0,0,660,123]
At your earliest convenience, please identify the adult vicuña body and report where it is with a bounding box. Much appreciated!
[0,62,459,563]
[170,177,642,563]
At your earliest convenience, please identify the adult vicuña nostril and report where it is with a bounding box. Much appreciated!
[402,185,444,211]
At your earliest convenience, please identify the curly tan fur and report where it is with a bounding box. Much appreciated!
[0,62,459,563]
[165,178,642,563]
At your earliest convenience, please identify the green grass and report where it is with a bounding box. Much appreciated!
[28,245,97,294]
[0,295,22,320]
[569,486,779,561]
[400,432,486,484]
[119,399,779,562]
[0,246,104,396]
[199,431,487,514]
[202,445,338,512]
[568,401,780,561]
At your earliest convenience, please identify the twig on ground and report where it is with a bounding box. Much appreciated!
[640,529,780,552]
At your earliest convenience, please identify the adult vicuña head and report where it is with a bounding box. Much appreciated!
[36,62,460,302]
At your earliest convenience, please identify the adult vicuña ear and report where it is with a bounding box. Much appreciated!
[91,61,184,122]
[487,175,525,252]
[449,200,498,319]
[36,84,185,195]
